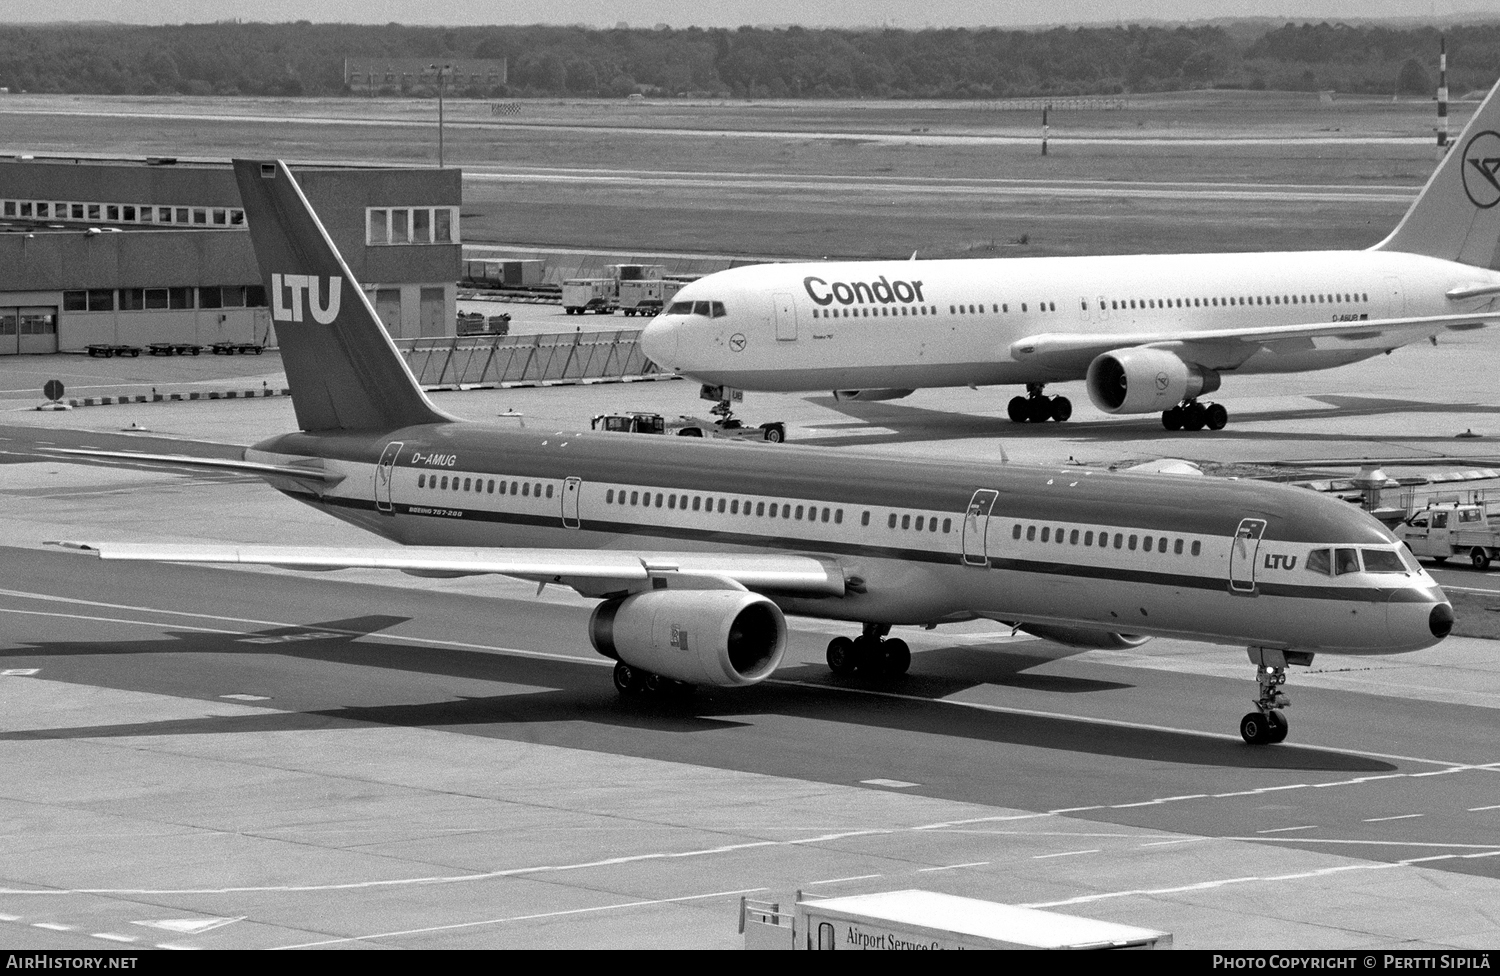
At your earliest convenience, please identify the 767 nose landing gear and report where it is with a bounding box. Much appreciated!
[827,623,912,678]
[1240,647,1314,745]
[1008,384,1072,424]
[1163,400,1228,432]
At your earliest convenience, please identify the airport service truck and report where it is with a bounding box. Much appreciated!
[740,890,1171,950]
[563,264,668,316]
[1396,502,1500,569]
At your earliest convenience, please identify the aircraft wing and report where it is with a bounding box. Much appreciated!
[1009,310,1500,372]
[45,448,344,487]
[50,543,848,597]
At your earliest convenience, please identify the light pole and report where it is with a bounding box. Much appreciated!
[428,63,452,167]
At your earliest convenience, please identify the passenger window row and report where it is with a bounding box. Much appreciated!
[1013,522,1202,556]
[811,305,937,318]
[604,488,845,524]
[948,302,1052,315]
[416,473,552,498]
[1104,291,1369,312]
[885,512,953,533]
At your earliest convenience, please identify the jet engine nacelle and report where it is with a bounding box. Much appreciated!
[1086,348,1220,415]
[1018,624,1151,649]
[589,589,787,687]
[832,388,916,402]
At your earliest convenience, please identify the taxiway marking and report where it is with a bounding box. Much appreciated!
[275,885,771,949]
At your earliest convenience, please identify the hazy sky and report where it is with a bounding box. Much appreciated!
[4,0,1499,28]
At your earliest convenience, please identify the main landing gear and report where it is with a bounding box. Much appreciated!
[826,623,912,679]
[1008,384,1072,424]
[1239,647,1314,745]
[1162,399,1228,432]
[612,661,692,699]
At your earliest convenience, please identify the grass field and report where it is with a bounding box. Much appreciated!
[0,91,1465,258]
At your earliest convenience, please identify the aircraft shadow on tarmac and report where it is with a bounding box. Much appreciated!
[793,394,1500,450]
[0,620,1393,774]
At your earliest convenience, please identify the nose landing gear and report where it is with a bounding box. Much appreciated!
[1008,384,1073,424]
[1163,400,1228,432]
[1240,647,1314,745]
[827,623,912,678]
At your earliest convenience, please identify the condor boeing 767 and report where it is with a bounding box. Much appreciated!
[59,160,1453,747]
[641,79,1500,431]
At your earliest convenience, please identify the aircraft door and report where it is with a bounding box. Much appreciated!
[774,293,798,341]
[562,476,582,528]
[374,441,403,514]
[1229,517,1267,593]
[1095,295,1108,321]
[963,488,1000,567]
[1384,276,1405,318]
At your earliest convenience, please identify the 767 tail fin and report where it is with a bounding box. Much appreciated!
[1374,76,1500,268]
[232,159,453,432]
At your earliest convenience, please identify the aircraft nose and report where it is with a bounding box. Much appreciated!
[1429,602,1455,639]
[639,316,679,369]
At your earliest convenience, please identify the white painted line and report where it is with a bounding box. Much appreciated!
[1364,813,1424,822]
[1469,804,1500,812]
[92,933,137,943]
[219,694,270,701]
[860,779,918,789]
[806,874,883,886]
[0,669,39,676]
[1033,849,1100,860]
[272,886,768,950]
[0,913,20,921]
[1139,838,1203,847]
[1462,851,1500,859]
[917,861,991,873]
[1256,825,1317,834]
[32,922,72,931]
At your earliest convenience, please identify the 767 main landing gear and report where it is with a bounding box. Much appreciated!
[1239,647,1314,745]
[1162,399,1228,432]
[613,661,692,698]
[826,623,912,678]
[1008,384,1072,424]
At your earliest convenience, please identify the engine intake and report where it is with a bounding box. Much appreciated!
[1018,624,1151,649]
[1086,348,1220,415]
[589,589,787,687]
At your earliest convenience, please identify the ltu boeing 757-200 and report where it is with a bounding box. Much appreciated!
[641,78,1500,431]
[56,159,1453,746]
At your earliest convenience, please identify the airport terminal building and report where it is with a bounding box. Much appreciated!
[0,157,461,355]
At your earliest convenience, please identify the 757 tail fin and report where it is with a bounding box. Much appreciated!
[232,159,453,432]
[1374,76,1500,268]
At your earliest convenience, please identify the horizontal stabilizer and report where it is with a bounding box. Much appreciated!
[44,448,343,485]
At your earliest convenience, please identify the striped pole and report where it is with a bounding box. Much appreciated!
[1438,36,1449,148]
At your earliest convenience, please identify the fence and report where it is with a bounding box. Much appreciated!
[395,329,667,388]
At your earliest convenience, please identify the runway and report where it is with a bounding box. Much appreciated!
[2,341,1499,949]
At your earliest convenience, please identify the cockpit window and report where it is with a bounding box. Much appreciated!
[667,301,693,315]
[693,300,711,317]
[1334,547,1360,575]
[711,301,727,318]
[1307,548,1331,575]
[1361,548,1407,573]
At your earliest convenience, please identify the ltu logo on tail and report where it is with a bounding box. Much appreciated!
[271,273,342,324]
[1461,130,1500,209]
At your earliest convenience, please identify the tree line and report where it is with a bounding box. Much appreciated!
[1,20,1497,99]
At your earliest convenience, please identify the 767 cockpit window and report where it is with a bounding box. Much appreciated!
[665,300,728,317]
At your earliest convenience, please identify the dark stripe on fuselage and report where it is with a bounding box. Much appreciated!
[256,425,1395,547]
[300,491,1423,606]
